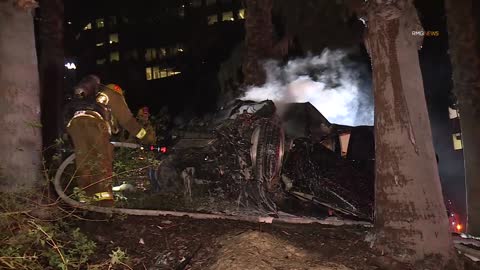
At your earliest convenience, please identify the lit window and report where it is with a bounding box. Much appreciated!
[109,16,117,26]
[207,14,218,25]
[145,48,157,61]
[222,11,234,21]
[192,0,202,7]
[96,42,104,47]
[452,133,463,150]
[96,18,105,28]
[110,51,120,62]
[83,23,92,30]
[448,107,459,119]
[238,9,246,19]
[160,69,168,78]
[167,68,181,76]
[96,58,106,65]
[206,0,216,5]
[109,33,119,44]
[146,67,152,80]
[153,66,161,79]
[177,44,184,53]
[158,48,167,58]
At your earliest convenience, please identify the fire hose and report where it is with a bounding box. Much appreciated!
[54,142,371,226]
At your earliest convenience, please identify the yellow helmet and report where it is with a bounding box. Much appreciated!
[106,83,124,95]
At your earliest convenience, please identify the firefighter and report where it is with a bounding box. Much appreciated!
[66,75,155,207]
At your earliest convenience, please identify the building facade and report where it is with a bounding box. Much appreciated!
[65,0,246,114]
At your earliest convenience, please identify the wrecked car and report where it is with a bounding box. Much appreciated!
[147,100,375,220]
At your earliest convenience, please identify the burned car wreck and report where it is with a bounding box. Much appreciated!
[146,100,375,221]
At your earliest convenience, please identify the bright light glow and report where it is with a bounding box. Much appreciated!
[452,133,463,150]
[242,49,374,126]
[83,23,92,30]
[448,107,459,119]
[109,33,119,44]
[456,224,463,231]
[65,63,76,70]
[238,9,246,19]
[222,11,234,21]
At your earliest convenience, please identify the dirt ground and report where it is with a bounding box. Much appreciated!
[78,215,375,269]
[77,214,480,270]
[76,215,384,270]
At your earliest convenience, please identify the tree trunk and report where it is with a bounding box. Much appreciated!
[38,0,65,161]
[0,1,42,192]
[365,0,454,266]
[444,0,480,237]
[242,0,273,86]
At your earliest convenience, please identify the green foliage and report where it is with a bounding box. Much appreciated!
[109,247,128,265]
[0,195,97,270]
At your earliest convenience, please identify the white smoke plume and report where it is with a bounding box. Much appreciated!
[242,49,374,126]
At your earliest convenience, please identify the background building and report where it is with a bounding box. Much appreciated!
[65,0,246,115]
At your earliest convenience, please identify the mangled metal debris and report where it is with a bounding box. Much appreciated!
[146,99,374,220]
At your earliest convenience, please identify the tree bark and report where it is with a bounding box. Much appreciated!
[0,0,42,191]
[365,0,454,266]
[444,0,480,237]
[38,0,65,161]
[242,0,273,87]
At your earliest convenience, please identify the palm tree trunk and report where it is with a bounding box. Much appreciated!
[365,0,454,266]
[38,0,65,161]
[242,0,273,87]
[444,0,480,236]
[0,0,42,192]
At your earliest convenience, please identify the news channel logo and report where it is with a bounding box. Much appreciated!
[411,30,440,37]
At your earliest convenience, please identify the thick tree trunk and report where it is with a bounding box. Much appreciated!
[444,0,480,237]
[365,0,454,266]
[38,0,65,160]
[242,0,273,86]
[0,1,42,192]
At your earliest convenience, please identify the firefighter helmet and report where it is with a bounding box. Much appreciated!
[74,75,100,98]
